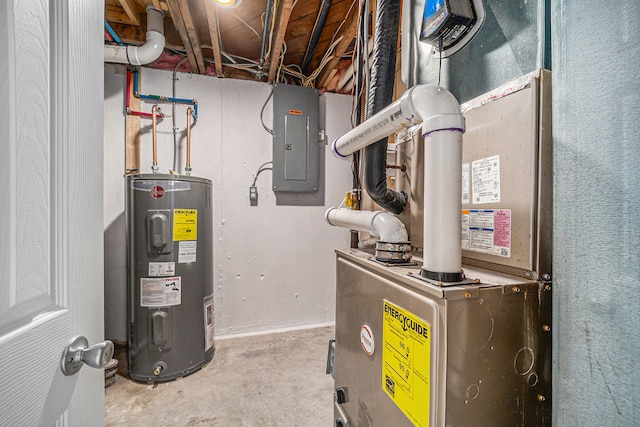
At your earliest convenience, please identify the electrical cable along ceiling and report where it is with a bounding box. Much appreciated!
[104,0,360,92]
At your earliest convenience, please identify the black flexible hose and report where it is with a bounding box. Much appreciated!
[364,0,406,214]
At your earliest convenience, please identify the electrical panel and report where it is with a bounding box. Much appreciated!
[272,83,320,193]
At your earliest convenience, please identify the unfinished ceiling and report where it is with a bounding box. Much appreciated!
[105,0,359,92]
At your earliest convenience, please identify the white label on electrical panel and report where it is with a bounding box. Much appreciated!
[462,163,470,204]
[140,277,182,307]
[461,209,511,257]
[203,295,214,351]
[178,241,197,263]
[148,262,175,277]
[472,155,501,204]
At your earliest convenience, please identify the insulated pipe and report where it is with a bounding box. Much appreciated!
[364,0,404,214]
[185,107,192,175]
[325,208,409,243]
[104,6,165,65]
[151,105,159,173]
[301,0,332,73]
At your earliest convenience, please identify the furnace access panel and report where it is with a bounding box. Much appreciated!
[272,83,320,193]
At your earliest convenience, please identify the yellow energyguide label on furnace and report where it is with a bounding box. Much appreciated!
[173,209,197,241]
[382,300,431,426]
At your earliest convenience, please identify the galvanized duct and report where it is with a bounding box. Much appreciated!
[363,0,406,214]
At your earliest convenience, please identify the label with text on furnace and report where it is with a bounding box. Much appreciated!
[382,300,431,427]
[462,209,511,257]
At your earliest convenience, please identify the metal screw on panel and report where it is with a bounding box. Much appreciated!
[542,273,551,281]
[542,325,551,332]
[464,292,472,299]
[512,286,521,293]
[544,284,551,291]
[537,394,546,402]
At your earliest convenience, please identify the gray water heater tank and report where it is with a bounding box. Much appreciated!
[126,174,214,382]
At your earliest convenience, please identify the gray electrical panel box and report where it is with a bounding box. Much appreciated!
[272,83,320,192]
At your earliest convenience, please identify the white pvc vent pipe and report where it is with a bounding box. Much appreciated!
[325,208,408,243]
[104,6,165,65]
[329,84,465,278]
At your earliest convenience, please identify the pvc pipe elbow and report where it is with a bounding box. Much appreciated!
[408,85,466,135]
[325,208,408,243]
[103,7,165,66]
[127,31,165,65]
[371,212,409,243]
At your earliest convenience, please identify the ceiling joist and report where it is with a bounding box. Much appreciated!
[268,0,295,84]
[205,1,224,77]
[166,0,206,74]
[117,0,140,26]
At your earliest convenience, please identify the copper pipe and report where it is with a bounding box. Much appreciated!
[186,107,192,175]
[152,104,159,173]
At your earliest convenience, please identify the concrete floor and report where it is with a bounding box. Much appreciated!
[105,326,335,426]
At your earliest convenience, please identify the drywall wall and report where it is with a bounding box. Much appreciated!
[104,65,353,340]
[552,2,640,425]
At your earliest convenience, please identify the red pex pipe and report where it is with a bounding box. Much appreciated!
[125,70,163,119]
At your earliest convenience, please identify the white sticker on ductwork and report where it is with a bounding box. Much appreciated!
[461,209,511,257]
[178,241,197,263]
[472,155,501,204]
[140,277,181,307]
[148,262,175,277]
[462,163,470,204]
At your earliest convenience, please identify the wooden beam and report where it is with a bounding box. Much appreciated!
[117,0,140,26]
[125,72,141,174]
[105,4,139,25]
[268,0,295,83]
[165,0,202,74]
[177,0,207,74]
[204,0,224,77]
[317,0,359,88]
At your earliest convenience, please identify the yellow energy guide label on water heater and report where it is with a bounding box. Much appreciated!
[382,300,431,427]
[173,209,198,241]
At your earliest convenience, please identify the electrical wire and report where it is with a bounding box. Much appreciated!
[251,161,273,186]
[260,86,275,135]
[223,10,262,40]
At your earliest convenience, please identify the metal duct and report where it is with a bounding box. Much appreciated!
[364,0,406,214]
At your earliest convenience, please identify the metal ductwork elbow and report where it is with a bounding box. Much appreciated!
[104,6,165,65]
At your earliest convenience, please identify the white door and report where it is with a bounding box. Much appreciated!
[0,0,105,425]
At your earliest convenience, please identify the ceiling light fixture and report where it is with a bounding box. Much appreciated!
[209,0,243,8]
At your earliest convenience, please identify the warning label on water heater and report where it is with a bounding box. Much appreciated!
[462,209,511,257]
[382,300,431,427]
[140,277,182,307]
[173,209,198,241]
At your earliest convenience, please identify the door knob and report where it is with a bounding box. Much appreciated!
[61,335,115,376]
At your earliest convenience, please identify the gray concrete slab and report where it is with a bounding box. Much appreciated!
[106,326,335,426]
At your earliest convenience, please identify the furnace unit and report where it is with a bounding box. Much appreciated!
[329,70,552,425]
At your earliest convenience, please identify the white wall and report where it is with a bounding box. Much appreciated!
[104,64,353,340]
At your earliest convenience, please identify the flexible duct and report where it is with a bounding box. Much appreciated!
[325,208,408,243]
[104,6,165,65]
[363,0,406,214]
